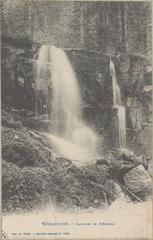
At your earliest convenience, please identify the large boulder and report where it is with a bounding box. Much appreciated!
[124,165,152,200]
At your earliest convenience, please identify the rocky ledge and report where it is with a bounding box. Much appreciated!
[2,109,152,213]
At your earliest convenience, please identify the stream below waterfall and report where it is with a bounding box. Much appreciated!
[2,198,152,239]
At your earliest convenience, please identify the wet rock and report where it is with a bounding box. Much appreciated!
[118,149,135,162]
[96,158,110,166]
[1,109,14,122]
[118,149,149,170]
[1,109,23,129]
[82,163,110,185]
[2,127,55,169]
[2,161,52,213]
[23,116,50,131]
[124,165,152,199]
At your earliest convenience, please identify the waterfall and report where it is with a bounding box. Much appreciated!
[48,45,82,138]
[35,45,99,162]
[36,45,51,116]
[110,60,126,149]
[118,106,126,149]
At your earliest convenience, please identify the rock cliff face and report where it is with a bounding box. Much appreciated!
[2,42,151,154]
[2,1,151,127]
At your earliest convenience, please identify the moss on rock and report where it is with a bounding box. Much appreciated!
[2,161,52,213]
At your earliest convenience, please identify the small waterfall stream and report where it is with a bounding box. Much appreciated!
[35,45,99,164]
[110,60,126,149]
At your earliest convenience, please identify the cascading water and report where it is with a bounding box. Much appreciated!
[36,45,51,116]
[109,60,126,149]
[35,45,99,164]
[48,45,82,138]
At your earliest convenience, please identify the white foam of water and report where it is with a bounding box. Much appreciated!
[44,133,97,166]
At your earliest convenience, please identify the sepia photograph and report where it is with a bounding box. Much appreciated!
[1,0,152,239]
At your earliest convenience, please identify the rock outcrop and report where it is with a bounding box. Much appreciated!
[124,165,152,200]
[2,108,152,213]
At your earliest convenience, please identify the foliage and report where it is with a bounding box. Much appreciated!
[1,1,151,53]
